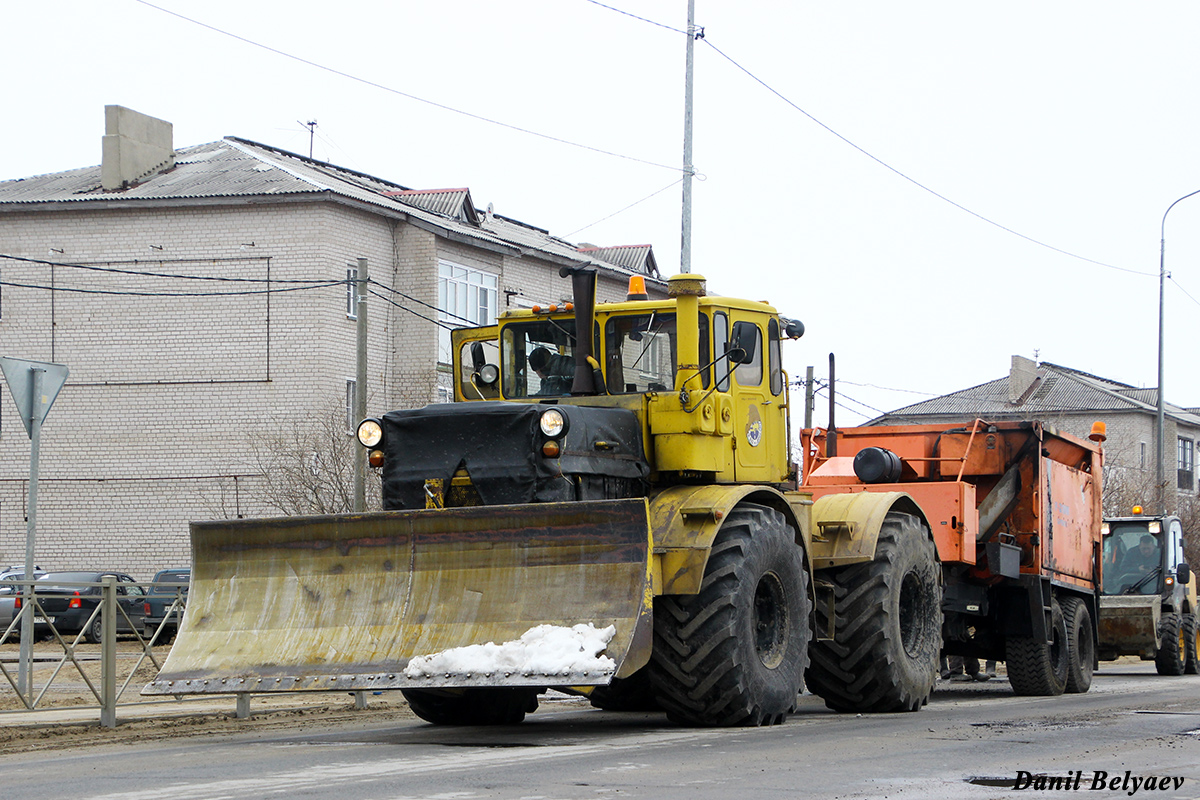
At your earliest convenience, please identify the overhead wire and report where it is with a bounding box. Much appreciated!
[0,253,328,284]
[698,38,1154,279]
[367,278,476,326]
[133,0,681,173]
[2,253,485,325]
[368,289,456,332]
[577,1,1154,279]
[564,177,686,237]
[0,278,340,298]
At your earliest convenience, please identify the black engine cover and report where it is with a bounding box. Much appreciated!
[379,402,649,509]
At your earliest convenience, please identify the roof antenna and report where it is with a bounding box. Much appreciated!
[298,120,317,158]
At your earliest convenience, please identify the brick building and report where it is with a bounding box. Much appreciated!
[0,107,665,576]
[867,355,1200,518]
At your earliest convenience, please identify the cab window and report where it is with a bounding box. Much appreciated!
[768,318,783,396]
[457,339,500,400]
[602,313,709,394]
[604,313,677,393]
[714,312,730,392]
[502,319,578,397]
[732,324,763,387]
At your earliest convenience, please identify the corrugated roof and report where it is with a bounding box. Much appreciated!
[872,362,1200,426]
[382,188,479,224]
[0,137,664,285]
[577,244,660,277]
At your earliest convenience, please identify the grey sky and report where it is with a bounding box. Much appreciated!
[5,1,1200,423]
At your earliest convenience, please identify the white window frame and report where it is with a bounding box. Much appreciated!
[345,379,357,433]
[437,261,498,365]
[346,264,358,319]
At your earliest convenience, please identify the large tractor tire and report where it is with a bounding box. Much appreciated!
[588,666,659,712]
[1007,597,1068,695]
[1183,614,1199,675]
[401,687,540,725]
[650,503,810,727]
[1154,613,1186,676]
[1061,596,1094,694]
[805,511,942,713]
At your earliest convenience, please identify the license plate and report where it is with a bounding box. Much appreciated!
[33,616,54,624]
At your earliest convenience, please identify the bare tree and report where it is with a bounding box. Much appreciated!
[243,398,382,516]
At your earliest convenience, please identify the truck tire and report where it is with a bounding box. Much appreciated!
[1154,613,1186,676]
[588,666,659,711]
[1184,614,1199,675]
[805,511,941,713]
[1007,597,1068,695]
[1061,596,1094,694]
[400,687,540,725]
[650,503,810,727]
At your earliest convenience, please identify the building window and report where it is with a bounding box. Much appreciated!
[1140,441,1147,469]
[437,261,497,364]
[1177,436,1194,491]
[345,379,357,433]
[346,264,358,319]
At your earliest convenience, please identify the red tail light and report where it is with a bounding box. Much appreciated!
[144,602,152,615]
[69,591,81,609]
[13,597,20,610]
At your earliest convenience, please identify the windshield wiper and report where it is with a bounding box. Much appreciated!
[1123,566,1161,595]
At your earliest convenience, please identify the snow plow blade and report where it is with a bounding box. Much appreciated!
[143,499,653,696]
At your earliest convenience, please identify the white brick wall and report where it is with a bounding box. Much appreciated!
[0,198,663,577]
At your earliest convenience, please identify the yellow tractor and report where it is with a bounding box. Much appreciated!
[146,269,948,725]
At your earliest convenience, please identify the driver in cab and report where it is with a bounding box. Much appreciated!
[529,347,574,396]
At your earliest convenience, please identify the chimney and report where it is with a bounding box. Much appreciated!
[101,105,174,190]
[1008,354,1039,404]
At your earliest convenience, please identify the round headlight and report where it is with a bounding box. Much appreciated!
[539,408,566,438]
[357,418,383,448]
[478,363,499,385]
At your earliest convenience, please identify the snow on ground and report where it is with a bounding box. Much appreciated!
[403,623,616,678]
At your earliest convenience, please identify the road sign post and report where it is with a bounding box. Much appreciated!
[0,357,69,700]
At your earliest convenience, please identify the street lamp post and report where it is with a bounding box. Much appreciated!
[1157,188,1200,513]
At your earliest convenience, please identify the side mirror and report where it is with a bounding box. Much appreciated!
[1178,563,1191,585]
[471,342,486,373]
[728,321,759,365]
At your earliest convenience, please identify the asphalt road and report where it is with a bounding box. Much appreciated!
[2,662,1196,800]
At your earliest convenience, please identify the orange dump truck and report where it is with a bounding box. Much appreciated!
[800,419,1103,702]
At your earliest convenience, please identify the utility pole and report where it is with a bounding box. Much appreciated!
[353,258,368,512]
[1156,188,1200,514]
[299,120,317,159]
[680,0,697,274]
[804,366,815,429]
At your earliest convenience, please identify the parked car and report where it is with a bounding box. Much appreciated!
[142,568,190,643]
[0,567,46,638]
[18,571,145,643]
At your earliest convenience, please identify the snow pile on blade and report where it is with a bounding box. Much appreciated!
[404,623,617,678]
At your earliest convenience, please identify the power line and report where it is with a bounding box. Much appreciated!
[1169,275,1200,308]
[835,379,938,397]
[579,0,685,34]
[814,388,884,420]
[564,177,685,237]
[0,278,340,298]
[368,288,456,332]
[570,0,1152,279]
[699,38,1155,279]
[367,279,476,326]
[134,0,681,173]
[0,253,327,284]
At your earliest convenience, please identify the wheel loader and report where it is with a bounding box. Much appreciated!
[144,269,1102,726]
[1097,510,1198,674]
